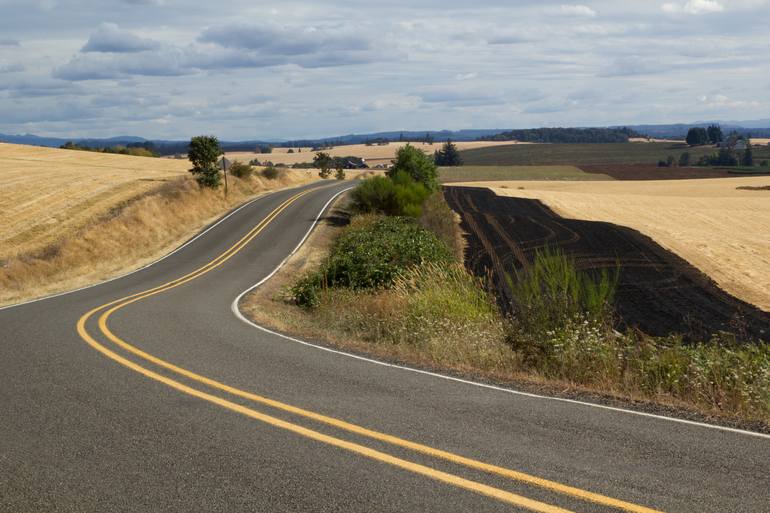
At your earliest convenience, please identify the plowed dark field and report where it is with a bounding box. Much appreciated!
[445,186,770,341]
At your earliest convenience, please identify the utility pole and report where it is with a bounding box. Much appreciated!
[220,154,230,198]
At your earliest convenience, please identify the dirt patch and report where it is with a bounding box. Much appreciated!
[444,186,770,341]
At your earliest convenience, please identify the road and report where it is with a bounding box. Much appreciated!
[1,181,768,512]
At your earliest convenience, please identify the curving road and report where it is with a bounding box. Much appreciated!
[1,181,768,513]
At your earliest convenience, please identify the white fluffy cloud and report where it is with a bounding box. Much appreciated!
[662,0,724,14]
[558,4,597,17]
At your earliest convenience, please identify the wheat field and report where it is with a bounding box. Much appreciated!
[450,177,770,311]
[0,143,322,305]
[0,143,190,260]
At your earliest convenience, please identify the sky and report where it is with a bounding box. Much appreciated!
[0,0,768,140]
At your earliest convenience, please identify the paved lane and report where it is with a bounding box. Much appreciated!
[2,181,768,512]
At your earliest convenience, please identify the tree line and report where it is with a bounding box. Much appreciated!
[480,127,640,143]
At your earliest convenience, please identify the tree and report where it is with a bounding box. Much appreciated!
[335,164,346,180]
[685,127,709,146]
[742,142,754,166]
[678,152,691,166]
[188,136,222,187]
[314,151,333,178]
[434,140,463,166]
[387,144,439,191]
[425,132,434,145]
[707,124,723,144]
[666,155,676,167]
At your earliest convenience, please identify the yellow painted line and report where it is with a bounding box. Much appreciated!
[77,185,663,513]
[77,313,573,513]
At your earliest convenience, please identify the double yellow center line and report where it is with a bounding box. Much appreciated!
[76,186,664,513]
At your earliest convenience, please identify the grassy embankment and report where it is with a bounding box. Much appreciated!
[243,158,769,427]
[0,143,320,306]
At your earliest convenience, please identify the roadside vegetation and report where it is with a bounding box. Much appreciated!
[0,138,317,306]
[60,141,160,157]
[245,144,770,426]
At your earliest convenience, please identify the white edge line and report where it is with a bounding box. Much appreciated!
[0,183,315,312]
[231,186,770,441]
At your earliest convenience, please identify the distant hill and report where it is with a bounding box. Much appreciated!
[3,122,770,156]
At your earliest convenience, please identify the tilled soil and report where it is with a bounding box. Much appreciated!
[445,186,770,341]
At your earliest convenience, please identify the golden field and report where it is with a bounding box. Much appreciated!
[227,140,522,167]
[0,143,321,305]
[450,177,770,311]
[0,143,189,260]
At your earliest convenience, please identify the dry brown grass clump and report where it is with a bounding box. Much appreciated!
[0,147,318,306]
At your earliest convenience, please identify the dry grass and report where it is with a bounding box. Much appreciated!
[0,143,190,260]
[451,177,770,311]
[0,143,320,306]
[227,141,520,167]
[749,138,770,146]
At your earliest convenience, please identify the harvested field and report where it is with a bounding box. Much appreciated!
[578,164,767,180]
[0,143,322,305]
[439,165,612,182]
[445,186,770,341]
[460,142,722,166]
[0,143,189,260]
[227,140,519,167]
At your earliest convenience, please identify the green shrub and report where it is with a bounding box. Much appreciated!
[350,172,430,217]
[387,144,439,191]
[505,247,617,363]
[290,216,453,306]
[418,192,463,259]
[229,161,253,179]
[261,165,281,179]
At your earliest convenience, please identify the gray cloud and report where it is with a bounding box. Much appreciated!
[0,0,768,139]
[82,23,161,53]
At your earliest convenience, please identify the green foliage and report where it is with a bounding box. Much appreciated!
[350,172,430,217]
[228,161,253,179]
[188,136,222,188]
[290,216,453,306]
[698,148,739,166]
[261,165,281,179]
[335,165,346,180]
[761,160,769,167]
[314,151,333,178]
[505,247,617,361]
[387,144,439,191]
[707,124,723,144]
[686,127,709,146]
[678,152,691,166]
[418,191,463,259]
[434,140,463,166]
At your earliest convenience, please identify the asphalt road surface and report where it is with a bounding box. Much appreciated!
[2,181,768,513]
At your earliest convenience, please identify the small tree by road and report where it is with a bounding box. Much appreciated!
[188,136,222,187]
[314,152,333,178]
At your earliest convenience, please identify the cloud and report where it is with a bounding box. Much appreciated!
[199,23,370,53]
[662,0,724,14]
[81,23,161,53]
[698,94,759,108]
[0,62,25,73]
[418,90,505,107]
[0,38,19,46]
[557,4,597,17]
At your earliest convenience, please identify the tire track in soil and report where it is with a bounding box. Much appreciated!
[445,186,770,342]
